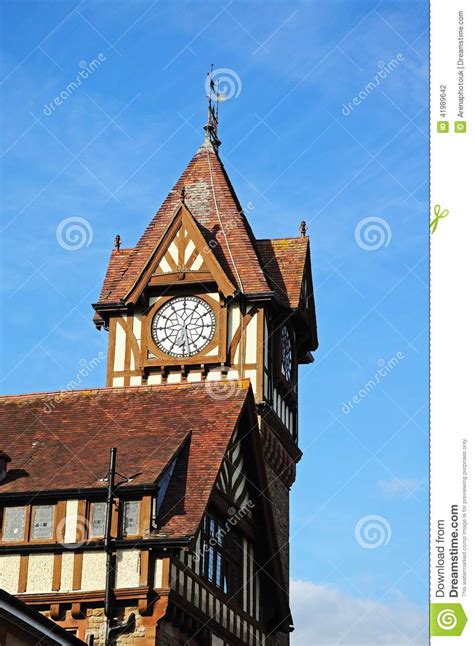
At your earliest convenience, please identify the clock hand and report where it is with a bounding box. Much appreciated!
[184,327,191,355]
[175,326,186,348]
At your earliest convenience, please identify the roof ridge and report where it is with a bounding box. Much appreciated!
[257,236,308,243]
[0,379,252,403]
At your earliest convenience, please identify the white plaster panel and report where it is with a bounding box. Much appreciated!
[158,257,172,273]
[207,292,219,302]
[133,314,142,342]
[115,549,140,588]
[187,371,201,382]
[60,552,74,592]
[228,304,240,350]
[81,552,106,590]
[168,239,179,263]
[245,369,257,393]
[0,555,20,593]
[147,374,162,385]
[154,557,163,588]
[26,554,54,593]
[113,319,126,371]
[63,499,78,544]
[130,375,142,386]
[112,377,124,387]
[245,314,258,364]
[184,239,196,263]
[167,372,181,384]
[190,253,203,270]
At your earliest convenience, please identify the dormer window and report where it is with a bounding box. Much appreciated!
[0,451,11,482]
[154,457,177,522]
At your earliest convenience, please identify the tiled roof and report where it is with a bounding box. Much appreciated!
[96,248,133,303]
[0,382,253,538]
[95,144,271,312]
[256,237,309,309]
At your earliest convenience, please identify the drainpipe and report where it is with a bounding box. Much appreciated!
[104,447,116,645]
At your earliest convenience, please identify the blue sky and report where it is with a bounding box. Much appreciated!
[0,1,429,643]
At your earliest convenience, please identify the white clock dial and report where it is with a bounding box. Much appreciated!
[281,325,293,381]
[151,296,216,358]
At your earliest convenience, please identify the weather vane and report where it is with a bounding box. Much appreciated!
[204,64,221,149]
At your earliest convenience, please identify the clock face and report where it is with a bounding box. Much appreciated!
[281,326,293,381]
[151,296,216,358]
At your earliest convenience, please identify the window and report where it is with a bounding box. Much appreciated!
[31,505,54,540]
[2,506,26,542]
[200,512,242,601]
[155,457,177,518]
[90,502,107,537]
[121,500,140,536]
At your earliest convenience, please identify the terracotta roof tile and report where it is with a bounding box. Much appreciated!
[97,248,133,303]
[0,382,253,538]
[256,237,309,309]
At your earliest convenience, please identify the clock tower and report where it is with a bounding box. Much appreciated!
[93,85,318,636]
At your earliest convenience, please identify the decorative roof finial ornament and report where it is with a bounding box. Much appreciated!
[180,186,186,203]
[114,234,121,251]
[300,220,307,237]
[204,64,221,151]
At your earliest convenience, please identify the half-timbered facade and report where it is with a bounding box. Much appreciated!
[0,99,318,644]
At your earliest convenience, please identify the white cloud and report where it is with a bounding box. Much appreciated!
[290,580,427,645]
[377,478,423,496]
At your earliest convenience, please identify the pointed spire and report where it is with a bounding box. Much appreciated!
[204,64,221,151]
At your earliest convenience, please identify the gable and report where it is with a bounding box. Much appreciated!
[126,205,235,301]
[93,143,272,321]
[215,428,253,517]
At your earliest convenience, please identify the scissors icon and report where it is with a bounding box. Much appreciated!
[430,204,449,234]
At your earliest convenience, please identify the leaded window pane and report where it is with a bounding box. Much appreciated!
[2,507,26,541]
[122,500,139,536]
[90,502,106,537]
[32,505,54,540]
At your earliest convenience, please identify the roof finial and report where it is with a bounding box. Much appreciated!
[204,64,221,151]
[114,234,121,251]
[180,186,186,203]
[300,220,307,237]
